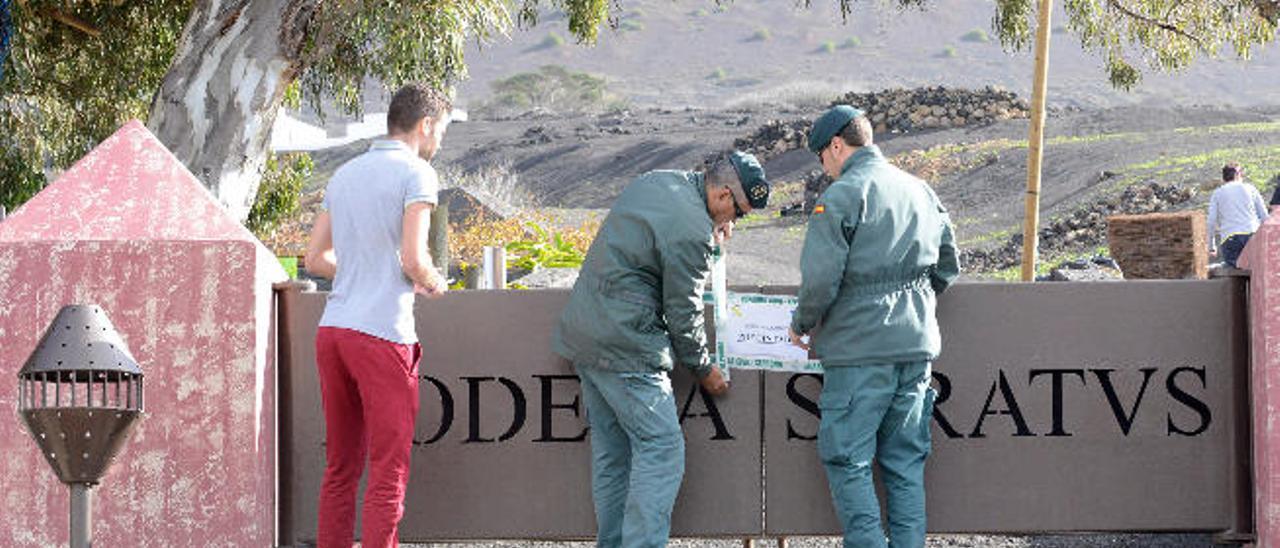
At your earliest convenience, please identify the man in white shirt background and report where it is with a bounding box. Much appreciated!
[1208,163,1270,268]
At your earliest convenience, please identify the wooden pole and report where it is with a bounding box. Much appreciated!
[1021,0,1054,281]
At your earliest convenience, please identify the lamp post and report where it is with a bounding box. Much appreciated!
[17,304,145,548]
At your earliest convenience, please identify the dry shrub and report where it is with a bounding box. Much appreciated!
[449,211,602,267]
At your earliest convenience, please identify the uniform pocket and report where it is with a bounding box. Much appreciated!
[617,372,680,443]
[816,378,856,465]
[921,386,937,456]
[817,381,855,411]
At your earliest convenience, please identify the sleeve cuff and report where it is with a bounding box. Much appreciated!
[790,316,808,336]
[405,195,438,208]
[683,358,713,379]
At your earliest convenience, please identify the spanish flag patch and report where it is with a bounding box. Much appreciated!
[813,204,826,214]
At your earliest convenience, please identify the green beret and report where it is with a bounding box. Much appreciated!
[808,105,865,154]
[728,150,770,209]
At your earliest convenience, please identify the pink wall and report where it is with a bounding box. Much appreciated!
[0,122,286,546]
[1241,215,1280,545]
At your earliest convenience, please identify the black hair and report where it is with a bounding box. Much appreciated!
[1223,163,1242,182]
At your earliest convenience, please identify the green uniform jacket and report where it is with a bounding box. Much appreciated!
[553,170,715,378]
[790,145,960,367]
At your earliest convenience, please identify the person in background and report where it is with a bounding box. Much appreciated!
[789,105,959,548]
[1208,163,1268,268]
[304,82,452,548]
[553,150,769,548]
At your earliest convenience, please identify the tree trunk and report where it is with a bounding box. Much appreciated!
[147,0,315,221]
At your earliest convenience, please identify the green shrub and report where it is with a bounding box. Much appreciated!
[940,45,958,58]
[604,99,633,114]
[0,150,46,213]
[278,256,299,279]
[481,65,623,117]
[840,36,862,49]
[452,212,599,269]
[961,28,990,43]
[750,27,772,41]
[538,32,566,49]
[619,19,645,32]
[506,222,588,270]
[708,67,728,80]
[247,152,313,239]
[817,41,837,54]
[691,8,710,17]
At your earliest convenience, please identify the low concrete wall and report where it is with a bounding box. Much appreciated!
[279,279,1250,544]
[766,280,1250,535]
[279,290,762,544]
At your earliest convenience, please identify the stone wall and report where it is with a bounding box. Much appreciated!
[732,86,1031,164]
[1107,211,1208,279]
[833,85,1029,134]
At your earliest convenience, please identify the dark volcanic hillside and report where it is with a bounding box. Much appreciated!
[417,97,1280,283]
[287,0,1280,285]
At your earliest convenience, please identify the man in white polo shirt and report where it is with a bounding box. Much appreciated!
[1208,163,1269,268]
[304,82,451,548]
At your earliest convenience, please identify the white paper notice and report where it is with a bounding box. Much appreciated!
[715,292,823,374]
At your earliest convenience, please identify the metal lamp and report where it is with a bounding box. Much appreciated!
[17,304,145,548]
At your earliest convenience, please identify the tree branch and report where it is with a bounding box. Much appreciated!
[40,7,101,38]
[1105,0,1209,52]
[1257,0,1280,24]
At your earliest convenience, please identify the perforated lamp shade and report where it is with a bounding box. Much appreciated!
[17,304,144,485]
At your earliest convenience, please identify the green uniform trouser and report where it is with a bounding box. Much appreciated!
[818,361,935,548]
[575,364,684,548]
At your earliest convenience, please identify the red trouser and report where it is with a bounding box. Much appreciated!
[315,327,421,548]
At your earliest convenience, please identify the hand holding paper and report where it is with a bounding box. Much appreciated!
[788,327,810,351]
[700,366,729,395]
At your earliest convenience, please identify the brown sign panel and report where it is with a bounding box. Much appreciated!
[280,290,763,544]
[764,280,1250,534]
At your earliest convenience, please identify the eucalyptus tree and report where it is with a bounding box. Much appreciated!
[1,0,611,218]
[988,0,1279,89]
[1,0,1276,215]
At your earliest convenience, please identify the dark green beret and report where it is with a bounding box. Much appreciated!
[808,105,865,154]
[728,150,770,209]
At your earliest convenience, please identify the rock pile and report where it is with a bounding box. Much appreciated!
[732,119,811,161]
[439,187,517,226]
[833,86,1030,134]
[730,87,1032,213]
[1043,257,1124,282]
[511,266,581,289]
[731,87,1029,162]
[962,182,1196,273]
